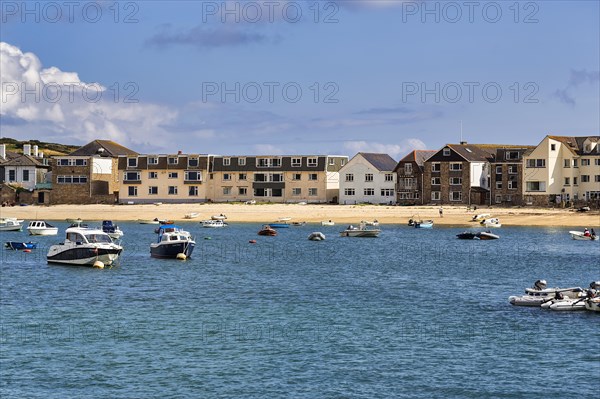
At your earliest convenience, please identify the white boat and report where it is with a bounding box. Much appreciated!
[340,223,381,237]
[102,220,124,239]
[569,231,598,241]
[184,212,200,219]
[244,200,256,205]
[509,280,583,306]
[211,214,227,221]
[277,217,292,222]
[477,231,500,240]
[321,220,335,226]
[548,298,587,311]
[151,225,195,259]
[585,298,600,312]
[361,220,380,226]
[201,220,227,228]
[480,218,501,228]
[47,227,123,267]
[308,232,326,241]
[0,217,24,231]
[27,221,58,236]
[138,218,160,224]
[472,213,491,222]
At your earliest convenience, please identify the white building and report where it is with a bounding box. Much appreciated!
[338,153,398,205]
[0,144,49,190]
[523,135,600,206]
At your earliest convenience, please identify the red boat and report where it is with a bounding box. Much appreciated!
[258,225,277,236]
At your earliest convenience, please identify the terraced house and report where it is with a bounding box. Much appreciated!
[206,155,348,203]
[118,153,209,203]
[489,146,535,206]
[523,135,600,207]
[394,150,437,205]
[338,153,398,205]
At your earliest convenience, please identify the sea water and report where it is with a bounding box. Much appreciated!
[1,222,598,398]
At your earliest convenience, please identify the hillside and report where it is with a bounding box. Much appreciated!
[0,137,79,156]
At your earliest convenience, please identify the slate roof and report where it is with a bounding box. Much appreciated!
[69,140,138,157]
[547,135,600,155]
[359,153,398,171]
[0,154,49,168]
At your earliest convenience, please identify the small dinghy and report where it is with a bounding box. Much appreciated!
[321,220,335,226]
[509,280,584,306]
[308,232,326,241]
[569,230,598,241]
[471,213,491,222]
[456,232,478,240]
[414,220,433,228]
[480,218,501,228]
[477,231,499,240]
[5,241,38,250]
[258,225,277,236]
[184,212,200,219]
[211,214,227,221]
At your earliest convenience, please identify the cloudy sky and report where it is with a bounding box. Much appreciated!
[1,0,598,157]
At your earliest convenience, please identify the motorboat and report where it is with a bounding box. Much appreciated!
[361,220,380,226]
[184,212,200,219]
[269,219,290,228]
[292,221,306,226]
[414,220,434,228]
[477,231,499,240]
[211,214,227,221]
[308,232,326,241]
[138,218,160,224]
[150,225,195,259]
[456,231,478,240]
[27,221,58,236]
[321,220,335,226]
[5,241,37,250]
[102,220,124,239]
[509,280,584,306]
[340,223,381,237]
[0,217,24,231]
[480,218,501,228]
[65,218,83,224]
[569,230,598,241]
[258,225,277,236]
[201,220,227,228]
[471,213,491,222]
[542,297,587,311]
[47,227,123,267]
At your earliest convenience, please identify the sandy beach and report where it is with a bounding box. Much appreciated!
[1,203,599,227]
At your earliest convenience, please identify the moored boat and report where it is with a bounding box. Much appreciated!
[102,220,123,239]
[585,297,600,312]
[308,232,326,241]
[477,231,499,240]
[150,225,195,259]
[201,220,227,228]
[258,225,277,236]
[5,241,38,250]
[509,280,584,306]
[414,220,433,228]
[361,220,379,226]
[0,217,24,232]
[480,218,501,228]
[184,212,200,219]
[211,214,227,221]
[321,220,335,226]
[138,218,160,224]
[27,221,58,236]
[47,227,122,266]
[456,231,478,240]
[340,223,380,237]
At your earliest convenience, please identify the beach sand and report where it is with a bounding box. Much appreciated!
[1,203,599,227]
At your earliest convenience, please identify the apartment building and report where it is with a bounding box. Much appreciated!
[338,153,398,205]
[394,150,437,205]
[489,147,535,206]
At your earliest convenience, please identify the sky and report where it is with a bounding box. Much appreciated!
[0,0,598,158]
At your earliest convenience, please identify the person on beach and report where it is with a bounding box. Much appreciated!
[439,206,443,218]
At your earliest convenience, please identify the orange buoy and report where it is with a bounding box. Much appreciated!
[23,249,32,253]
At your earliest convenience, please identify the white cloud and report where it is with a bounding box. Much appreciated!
[343,138,426,159]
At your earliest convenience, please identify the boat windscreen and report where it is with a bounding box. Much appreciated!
[85,234,112,244]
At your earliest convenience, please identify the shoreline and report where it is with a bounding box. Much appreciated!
[1,204,599,227]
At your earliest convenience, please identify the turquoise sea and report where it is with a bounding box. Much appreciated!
[1,222,599,398]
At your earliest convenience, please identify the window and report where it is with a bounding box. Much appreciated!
[344,188,355,196]
[364,188,374,196]
[582,175,590,183]
[185,171,201,181]
[223,187,231,195]
[307,158,318,167]
[508,165,518,174]
[385,174,394,182]
[526,181,546,192]
[365,174,373,182]
[209,173,214,180]
[57,158,87,166]
[149,172,158,179]
[329,158,335,165]
[223,173,232,181]
[381,189,394,197]
[450,191,462,201]
[148,186,158,195]
[564,177,570,186]
[505,194,513,202]
[223,158,231,166]
[22,170,30,182]
[573,159,578,168]
[496,181,502,189]
[308,188,318,196]
[239,173,247,181]
[526,159,546,168]
[188,157,199,167]
[443,148,451,156]
[128,186,137,196]
[291,158,302,167]
[551,144,556,151]
[431,177,441,185]
[345,174,354,182]
[308,173,318,181]
[431,191,441,200]
[505,151,520,160]
[495,195,502,204]
[238,157,246,166]
[125,172,140,181]
[168,157,178,165]
[292,188,302,196]
[292,173,301,181]
[564,159,570,168]
[128,157,137,167]
[495,166,502,174]
[254,173,265,182]
[341,159,346,166]
[189,186,198,196]
[573,177,578,185]
[596,159,600,166]
[168,172,178,179]
[257,158,281,168]
[8,170,16,181]
[148,157,158,165]
[508,181,517,190]
[404,163,412,175]
[168,186,178,195]
[450,162,462,171]
[272,173,284,182]
[431,163,441,172]
[595,175,600,182]
[57,175,88,184]
[238,187,247,196]
[581,159,590,166]
[450,177,462,185]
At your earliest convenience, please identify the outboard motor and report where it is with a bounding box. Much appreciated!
[533,279,547,290]
[590,281,600,290]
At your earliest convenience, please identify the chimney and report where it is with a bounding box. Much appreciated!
[33,145,39,157]
[23,144,31,156]
[178,150,182,155]
[460,141,467,145]
[0,144,5,160]
[39,151,44,158]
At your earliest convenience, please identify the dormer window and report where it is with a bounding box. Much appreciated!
[443,148,451,156]
[168,157,178,165]
[188,157,199,168]
[127,157,137,167]
[223,158,231,166]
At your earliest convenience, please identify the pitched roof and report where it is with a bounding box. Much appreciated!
[359,152,398,171]
[547,135,600,155]
[0,150,21,162]
[446,144,496,161]
[69,140,138,157]
[0,154,49,168]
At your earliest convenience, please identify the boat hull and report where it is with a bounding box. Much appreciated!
[5,241,37,250]
[569,231,598,240]
[150,242,195,259]
[47,246,122,266]
[0,224,23,232]
[269,223,289,228]
[340,230,380,237]
[585,299,600,311]
[28,228,58,236]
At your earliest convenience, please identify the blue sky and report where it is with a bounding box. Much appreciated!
[1,0,598,158]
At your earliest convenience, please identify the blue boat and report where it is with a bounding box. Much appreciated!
[268,223,290,228]
[5,241,38,250]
